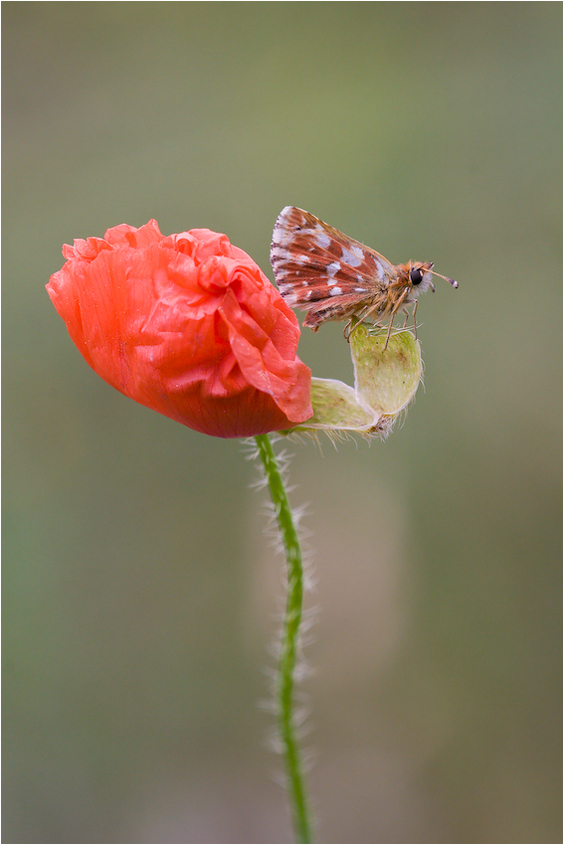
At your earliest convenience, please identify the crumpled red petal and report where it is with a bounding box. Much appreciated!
[47,220,312,438]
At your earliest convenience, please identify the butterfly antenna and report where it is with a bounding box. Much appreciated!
[429,264,459,289]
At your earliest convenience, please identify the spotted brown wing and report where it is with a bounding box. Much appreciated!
[270,207,398,327]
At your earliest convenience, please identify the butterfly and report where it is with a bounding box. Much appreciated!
[270,206,458,345]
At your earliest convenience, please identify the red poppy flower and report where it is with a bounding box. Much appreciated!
[46,220,312,437]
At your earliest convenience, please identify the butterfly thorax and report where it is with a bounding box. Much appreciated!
[299,262,434,329]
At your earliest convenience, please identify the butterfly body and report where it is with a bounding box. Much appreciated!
[270,207,457,333]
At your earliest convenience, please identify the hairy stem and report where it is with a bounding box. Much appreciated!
[254,434,313,843]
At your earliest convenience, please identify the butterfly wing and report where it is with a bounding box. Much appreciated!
[270,207,398,327]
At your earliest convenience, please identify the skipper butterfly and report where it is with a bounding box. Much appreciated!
[270,207,458,344]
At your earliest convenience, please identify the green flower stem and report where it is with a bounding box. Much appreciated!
[254,433,314,844]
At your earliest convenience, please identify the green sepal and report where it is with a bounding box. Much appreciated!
[285,328,422,438]
[350,326,422,415]
[307,378,375,431]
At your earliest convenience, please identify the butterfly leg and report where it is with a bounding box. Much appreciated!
[344,315,364,342]
[383,289,409,351]
[383,315,395,350]
[346,302,384,342]
[411,299,418,339]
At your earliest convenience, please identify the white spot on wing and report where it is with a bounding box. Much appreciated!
[341,247,362,267]
[329,286,343,296]
[327,261,340,277]
[270,246,290,261]
[315,231,331,248]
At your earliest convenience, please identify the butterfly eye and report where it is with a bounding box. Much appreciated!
[409,267,423,285]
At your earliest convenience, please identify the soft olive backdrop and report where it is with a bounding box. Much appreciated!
[3,4,561,843]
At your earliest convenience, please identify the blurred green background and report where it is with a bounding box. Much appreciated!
[3,3,561,843]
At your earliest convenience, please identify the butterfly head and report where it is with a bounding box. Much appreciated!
[407,261,458,295]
